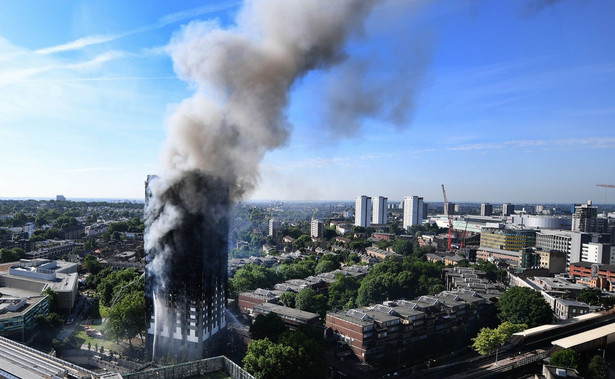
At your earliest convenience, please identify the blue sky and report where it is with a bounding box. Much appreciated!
[0,0,614,204]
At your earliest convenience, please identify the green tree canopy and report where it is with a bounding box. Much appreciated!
[578,288,602,306]
[314,259,337,274]
[550,349,579,370]
[250,313,286,342]
[105,286,145,346]
[230,264,280,297]
[243,338,300,379]
[587,354,608,379]
[42,288,59,313]
[243,328,326,379]
[295,287,327,319]
[327,274,360,311]
[0,248,25,263]
[279,292,296,308]
[472,322,527,355]
[392,239,413,256]
[356,257,443,306]
[497,286,552,327]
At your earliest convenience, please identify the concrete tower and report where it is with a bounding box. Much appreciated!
[372,196,388,225]
[355,195,371,227]
[403,196,423,231]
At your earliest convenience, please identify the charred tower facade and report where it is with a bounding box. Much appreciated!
[145,172,228,361]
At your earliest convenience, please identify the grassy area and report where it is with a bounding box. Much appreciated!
[73,323,122,353]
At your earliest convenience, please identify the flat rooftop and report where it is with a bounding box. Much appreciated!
[552,323,615,349]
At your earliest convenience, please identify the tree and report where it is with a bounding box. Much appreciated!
[587,354,608,379]
[250,313,286,342]
[295,288,327,317]
[230,264,280,297]
[472,322,526,364]
[314,259,337,274]
[243,338,299,379]
[550,349,579,370]
[84,254,102,275]
[279,292,296,308]
[43,288,59,313]
[327,274,360,310]
[497,286,552,327]
[293,235,312,251]
[578,288,602,306]
[106,290,145,346]
[392,239,413,256]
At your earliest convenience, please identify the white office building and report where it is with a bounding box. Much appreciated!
[372,196,388,225]
[355,195,372,227]
[403,196,423,231]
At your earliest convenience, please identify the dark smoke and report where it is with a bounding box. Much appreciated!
[145,0,392,360]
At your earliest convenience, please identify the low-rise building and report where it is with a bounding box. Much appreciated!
[326,289,491,363]
[252,303,319,329]
[553,298,591,320]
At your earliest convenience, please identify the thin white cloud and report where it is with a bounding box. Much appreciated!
[66,51,126,70]
[36,34,123,55]
[447,137,615,152]
[268,137,615,171]
[62,167,134,173]
[157,1,240,26]
[35,1,240,55]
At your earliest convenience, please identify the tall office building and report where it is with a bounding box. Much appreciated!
[372,196,388,225]
[444,202,455,217]
[481,203,493,216]
[502,203,515,216]
[403,196,423,231]
[572,200,598,233]
[145,173,228,361]
[422,202,429,220]
[311,219,324,239]
[355,195,372,227]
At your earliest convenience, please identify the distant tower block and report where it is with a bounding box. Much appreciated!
[481,203,493,216]
[572,200,598,233]
[145,173,229,362]
[403,196,423,231]
[355,195,371,227]
[444,202,455,217]
[372,196,388,225]
[502,203,515,216]
[311,219,324,239]
[269,218,280,237]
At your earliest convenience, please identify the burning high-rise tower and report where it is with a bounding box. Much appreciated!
[144,0,403,363]
[145,172,229,361]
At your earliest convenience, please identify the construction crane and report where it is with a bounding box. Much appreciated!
[596,184,615,204]
[441,184,453,251]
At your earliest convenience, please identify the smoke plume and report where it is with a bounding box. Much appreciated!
[145,0,391,360]
[160,0,380,200]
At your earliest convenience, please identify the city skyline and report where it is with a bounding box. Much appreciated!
[1,0,614,204]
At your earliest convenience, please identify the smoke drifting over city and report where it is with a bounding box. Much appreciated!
[159,0,390,200]
[144,0,396,360]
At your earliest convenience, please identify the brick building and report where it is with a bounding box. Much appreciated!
[326,289,489,363]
